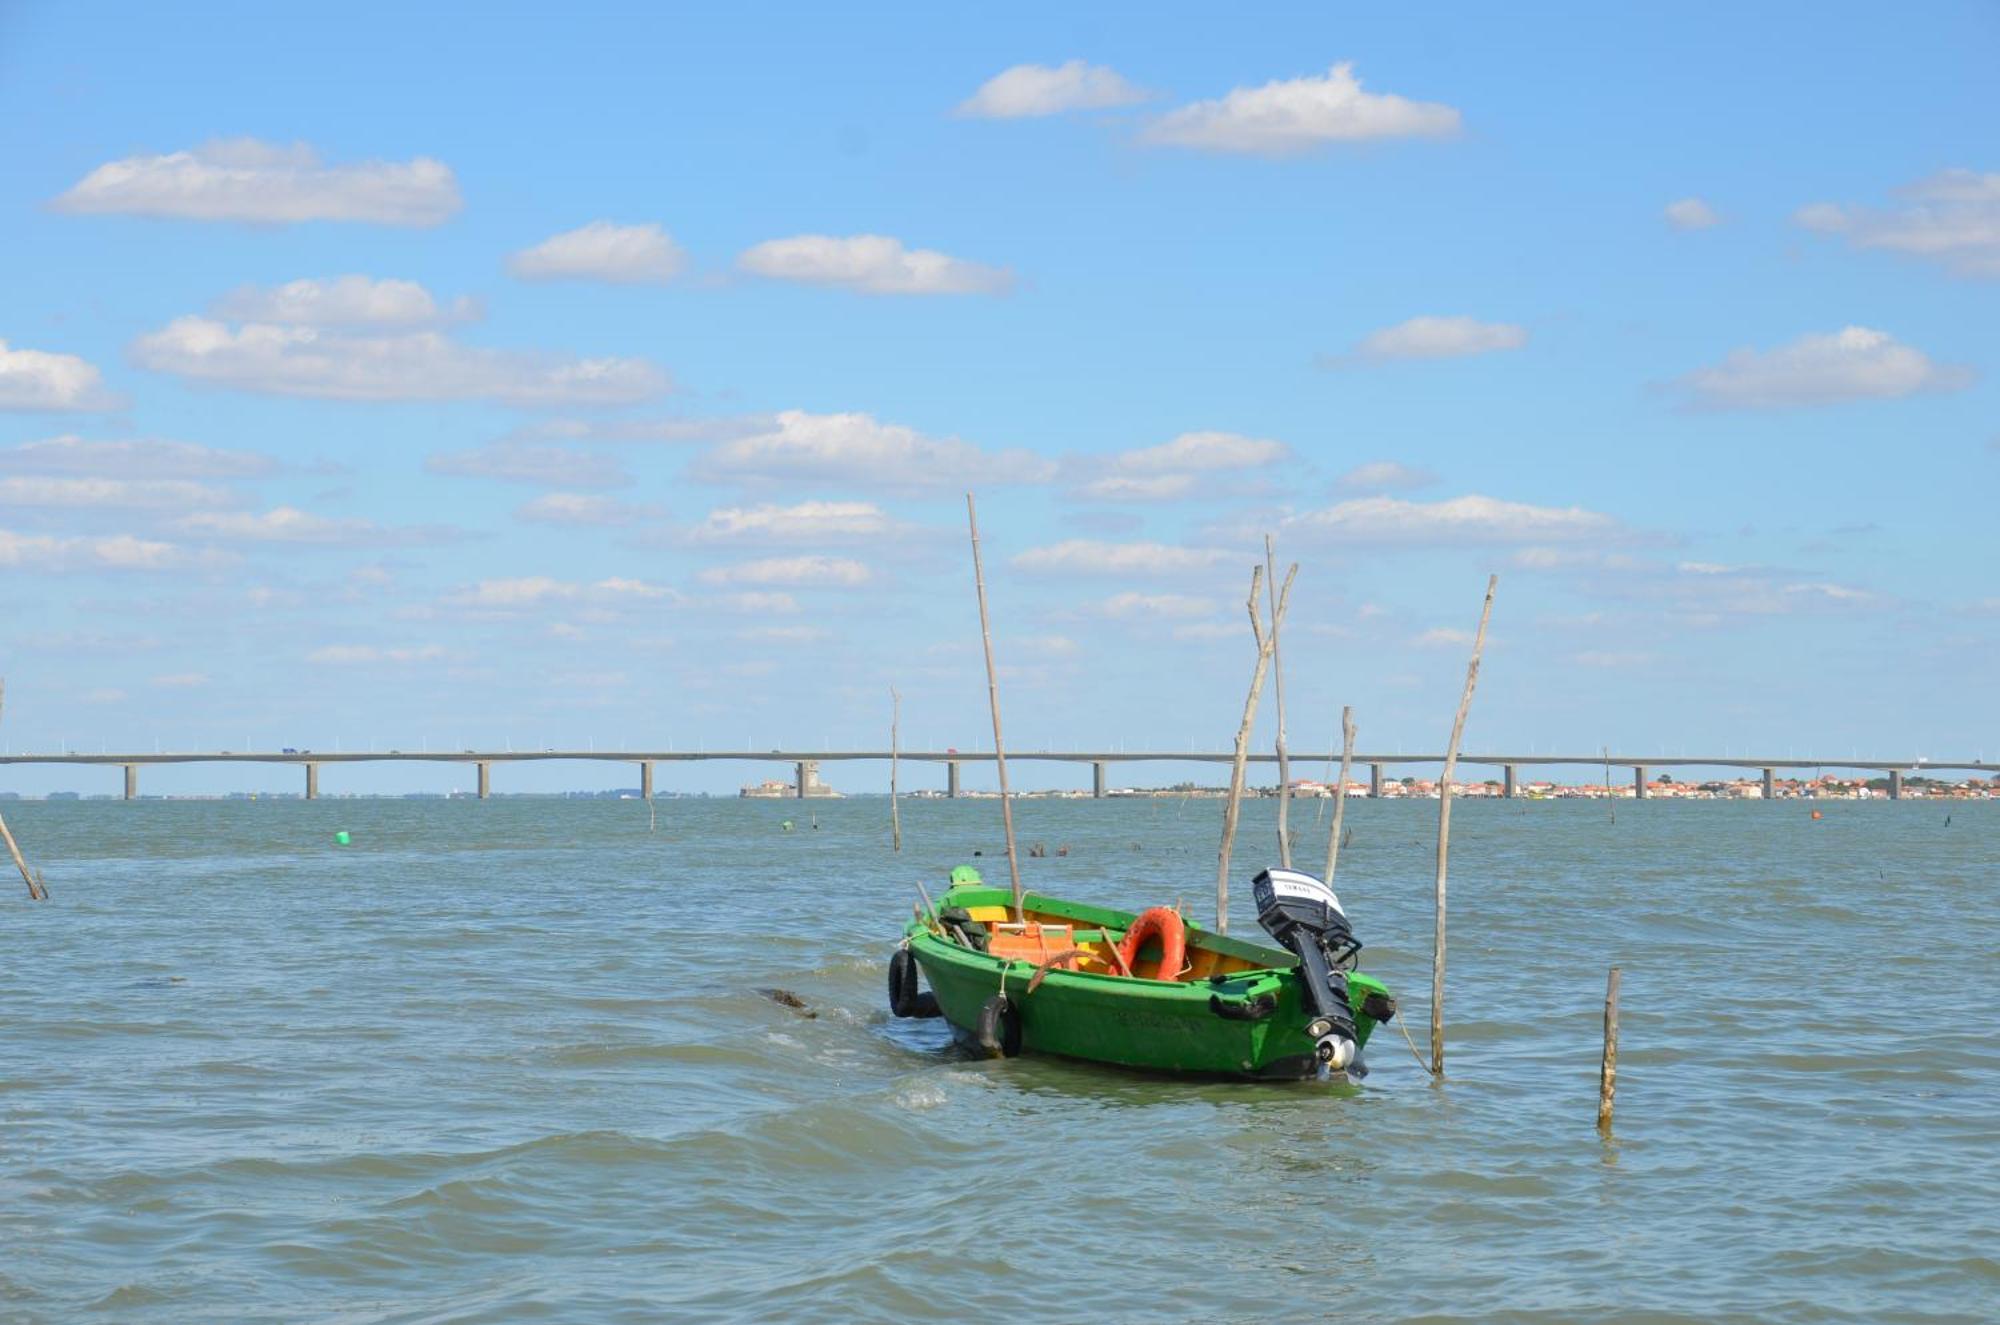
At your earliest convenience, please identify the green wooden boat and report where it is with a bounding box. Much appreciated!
[888,869,1396,1081]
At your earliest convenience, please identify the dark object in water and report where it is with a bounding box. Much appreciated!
[759,988,817,1018]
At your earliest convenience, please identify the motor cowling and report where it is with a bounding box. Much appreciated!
[1252,867,1361,1070]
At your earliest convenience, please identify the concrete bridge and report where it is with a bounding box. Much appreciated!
[1,749,1986,802]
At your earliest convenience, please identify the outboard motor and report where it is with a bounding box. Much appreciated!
[1252,867,1361,1071]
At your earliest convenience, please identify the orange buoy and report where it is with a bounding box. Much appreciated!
[1117,907,1187,982]
[1810,810,1823,820]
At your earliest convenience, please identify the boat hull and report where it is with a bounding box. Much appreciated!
[905,886,1390,1081]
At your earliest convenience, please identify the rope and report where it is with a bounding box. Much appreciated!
[1396,1006,1439,1077]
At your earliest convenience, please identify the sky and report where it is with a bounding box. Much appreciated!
[0,1,1995,796]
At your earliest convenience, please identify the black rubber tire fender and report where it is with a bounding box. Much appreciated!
[887,949,922,1018]
[974,994,1022,1058]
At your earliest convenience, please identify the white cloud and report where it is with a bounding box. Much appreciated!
[1146,62,1460,154]
[740,624,831,644]
[82,688,128,705]
[1099,591,1219,618]
[1335,460,1438,493]
[956,60,1150,118]
[1071,430,1291,502]
[53,138,460,225]
[1282,494,1618,545]
[709,591,800,615]
[1676,326,1972,409]
[307,644,449,665]
[425,440,631,488]
[0,527,208,572]
[1665,198,1721,230]
[0,476,233,509]
[1073,474,1200,502]
[510,415,769,445]
[697,555,873,588]
[213,275,476,326]
[130,317,667,406]
[510,221,685,284]
[1349,315,1528,362]
[691,410,1053,489]
[1109,431,1287,473]
[150,672,209,688]
[685,500,902,543]
[444,576,675,610]
[1796,169,2000,278]
[514,492,663,526]
[1414,627,1474,648]
[0,340,119,411]
[176,505,457,545]
[0,435,276,478]
[738,235,1012,295]
[1012,540,1235,576]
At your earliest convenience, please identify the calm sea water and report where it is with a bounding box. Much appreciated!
[3,795,1995,1323]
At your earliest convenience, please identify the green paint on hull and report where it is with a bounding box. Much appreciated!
[905,886,1391,1080]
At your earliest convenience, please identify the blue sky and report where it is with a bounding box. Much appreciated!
[1,1,1994,795]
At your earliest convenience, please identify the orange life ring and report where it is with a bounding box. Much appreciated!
[1117,907,1187,981]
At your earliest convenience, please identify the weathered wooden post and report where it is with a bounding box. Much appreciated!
[1265,536,1294,868]
[0,680,50,900]
[1216,559,1295,934]
[1598,966,1622,1131]
[1432,574,1497,1079]
[1324,706,1355,884]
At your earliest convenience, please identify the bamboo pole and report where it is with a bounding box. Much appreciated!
[1598,966,1621,1131]
[1324,705,1355,884]
[1265,536,1293,868]
[965,494,1023,920]
[1216,559,1296,934]
[889,686,902,853]
[1431,574,1497,1078]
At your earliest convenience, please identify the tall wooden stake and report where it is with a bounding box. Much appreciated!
[0,681,48,901]
[1216,559,1295,934]
[1598,966,1622,1131]
[965,494,1023,920]
[889,686,903,853]
[1265,536,1293,868]
[1431,573,1497,1078]
[1324,705,1356,884]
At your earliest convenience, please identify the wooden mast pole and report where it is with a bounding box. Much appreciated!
[1265,535,1293,868]
[1431,574,1497,1078]
[965,494,1023,920]
[1216,559,1295,934]
[1324,705,1355,884]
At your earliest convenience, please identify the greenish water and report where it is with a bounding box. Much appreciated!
[3,797,1996,1323]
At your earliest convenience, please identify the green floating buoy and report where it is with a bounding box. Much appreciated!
[334,831,352,846]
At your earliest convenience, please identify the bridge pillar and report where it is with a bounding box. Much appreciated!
[123,764,137,800]
[305,763,319,800]
[477,761,491,800]
[1092,761,1107,799]
[1762,767,1775,800]
[1633,766,1648,799]
[947,761,961,798]
[639,761,654,800]
[1369,763,1384,798]
[1889,769,1903,800]
[794,761,809,798]
[1502,764,1518,799]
